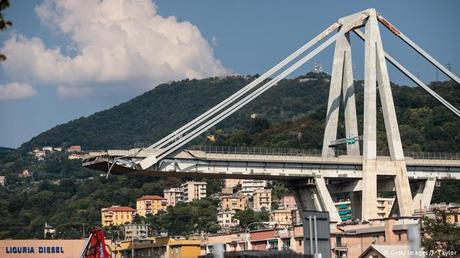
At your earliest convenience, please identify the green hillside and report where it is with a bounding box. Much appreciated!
[1,73,459,239]
[20,73,460,153]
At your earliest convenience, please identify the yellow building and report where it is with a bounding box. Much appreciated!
[220,193,247,211]
[111,237,201,258]
[270,209,293,226]
[253,188,271,211]
[101,206,136,227]
[136,195,167,217]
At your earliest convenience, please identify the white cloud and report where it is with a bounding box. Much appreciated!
[0,0,229,98]
[0,82,37,100]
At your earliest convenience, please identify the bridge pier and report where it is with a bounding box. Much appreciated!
[412,177,437,212]
[289,178,342,223]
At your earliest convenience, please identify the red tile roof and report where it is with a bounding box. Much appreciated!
[102,206,135,212]
[137,195,166,201]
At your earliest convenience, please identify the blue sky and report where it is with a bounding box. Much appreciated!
[0,0,459,148]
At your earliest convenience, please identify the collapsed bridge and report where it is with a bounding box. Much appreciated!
[84,8,460,226]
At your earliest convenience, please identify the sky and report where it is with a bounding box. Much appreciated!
[0,0,459,148]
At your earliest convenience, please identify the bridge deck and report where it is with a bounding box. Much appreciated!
[83,149,460,180]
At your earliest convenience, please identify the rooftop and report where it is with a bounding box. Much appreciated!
[137,195,166,201]
[102,206,136,212]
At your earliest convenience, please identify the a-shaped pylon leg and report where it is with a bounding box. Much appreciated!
[322,32,360,157]
[361,11,414,220]
[361,12,379,220]
[374,15,413,217]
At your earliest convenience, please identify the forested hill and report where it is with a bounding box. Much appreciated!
[21,73,460,153]
[1,73,459,239]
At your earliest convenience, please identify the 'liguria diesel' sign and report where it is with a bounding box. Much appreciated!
[5,246,65,254]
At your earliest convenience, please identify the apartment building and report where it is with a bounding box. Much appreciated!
[220,193,247,211]
[101,206,136,226]
[217,210,240,229]
[136,195,167,216]
[269,209,293,226]
[253,188,272,211]
[241,180,267,196]
[124,224,149,240]
[180,181,207,202]
[163,188,182,207]
[224,178,241,188]
[281,195,297,209]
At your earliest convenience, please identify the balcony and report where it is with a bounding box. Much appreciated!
[333,243,348,251]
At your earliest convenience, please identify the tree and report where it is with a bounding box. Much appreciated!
[0,0,12,61]
[234,209,269,230]
[422,209,460,256]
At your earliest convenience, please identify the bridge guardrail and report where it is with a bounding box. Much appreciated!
[185,145,460,160]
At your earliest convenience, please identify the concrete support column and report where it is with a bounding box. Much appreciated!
[291,181,322,213]
[373,17,413,216]
[374,25,405,161]
[322,33,347,157]
[413,177,436,212]
[393,161,414,216]
[290,178,341,223]
[322,31,360,157]
[341,34,360,156]
[363,11,378,160]
[361,160,378,220]
[315,177,342,223]
[361,12,379,220]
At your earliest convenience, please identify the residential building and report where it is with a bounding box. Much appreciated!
[0,176,5,187]
[124,224,149,240]
[241,180,266,196]
[281,195,297,209]
[220,193,247,211]
[42,146,53,152]
[270,209,293,226]
[164,188,182,206]
[426,202,460,225]
[217,210,240,229]
[253,188,272,211]
[111,237,201,258]
[67,145,81,152]
[32,149,46,159]
[101,206,136,226]
[221,187,233,195]
[68,153,85,160]
[136,195,167,216]
[331,218,414,258]
[358,245,411,258]
[291,208,301,226]
[224,178,241,188]
[202,218,415,257]
[180,181,207,202]
[53,147,63,152]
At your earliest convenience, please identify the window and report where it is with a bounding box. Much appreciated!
[336,237,342,247]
